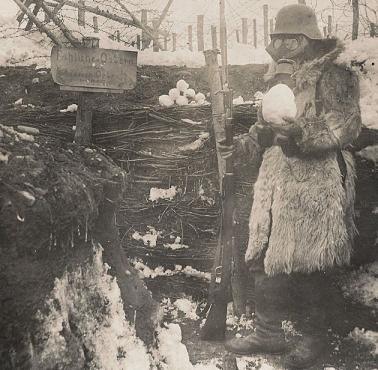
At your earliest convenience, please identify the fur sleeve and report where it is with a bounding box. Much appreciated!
[234,124,273,166]
[295,65,362,155]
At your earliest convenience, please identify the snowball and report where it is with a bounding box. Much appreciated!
[262,84,297,125]
[159,95,174,107]
[149,186,177,201]
[32,77,39,84]
[233,96,244,105]
[60,104,78,113]
[176,79,189,92]
[184,88,196,99]
[195,92,205,102]
[168,88,180,101]
[176,96,189,106]
[14,98,23,105]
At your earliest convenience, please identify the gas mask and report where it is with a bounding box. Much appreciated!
[266,35,310,63]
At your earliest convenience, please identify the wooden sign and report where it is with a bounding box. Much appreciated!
[51,46,137,93]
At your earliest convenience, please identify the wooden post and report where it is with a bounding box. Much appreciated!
[74,37,99,146]
[78,0,85,27]
[17,0,33,23]
[263,4,269,47]
[242,18,248,44]
[197,15,205,51]
[152,18,159,52]
[211,25,217,50]
[270,18,274,34]
[328,15,332,36]
[219,0,228,84]
[172,33,177,51]
[93,16,99,33]
[188,25,193,51]
[253,19,257,48]
[235,30,240,43]
[136,34,141,50]
[116,30,121,42]
[141,9,149,49]
[164,36,168,50]
[298,0,306,4]
[323,26,327,38]
[352,0,359,40]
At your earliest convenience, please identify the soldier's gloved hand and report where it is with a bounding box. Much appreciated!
[217,138,234,160]
[268,116,302,140]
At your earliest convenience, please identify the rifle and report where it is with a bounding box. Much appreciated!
[200,89,242,341]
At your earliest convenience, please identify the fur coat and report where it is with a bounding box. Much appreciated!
[237,42,362,276]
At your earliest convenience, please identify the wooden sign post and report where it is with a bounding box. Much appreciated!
[51,37,137,145]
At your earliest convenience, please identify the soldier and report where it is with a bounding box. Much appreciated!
[222,4,362,369]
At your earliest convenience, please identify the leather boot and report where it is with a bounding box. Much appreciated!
[283,335,327,369]
[225,332,288,355]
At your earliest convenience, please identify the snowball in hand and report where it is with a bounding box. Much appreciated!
[159,95,174,107]
[262,84,297,125]
[176,96,189,106]
[176,79,189,92]
[169,88,180,101]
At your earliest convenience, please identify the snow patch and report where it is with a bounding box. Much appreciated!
[60,104,78,113]
[132,226,162,248]
[349,328,378,356]
[149,186,178,202]
[164,236,189,250]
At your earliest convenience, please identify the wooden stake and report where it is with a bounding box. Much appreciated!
[328,15,332,36]
[270,18,274,34]
[188,25,193,51]
[211,25,217,50]
[235,30,240,43]
[93,16,99,33]
[242,18,248,44]
[219,0,228,84]
[197,14,205,52]
[323,26,327,38]
[352,0,359,40]
[164,36,168,50]
[74,37,99,146]
[116,30,121,42]
[263,4,269,47]
[253,19,257,48]
[78,0,85,27]
[17,0,33,23]
[13,0,63,45]
[172,33,177,51]
[141,9,149,49]
[152,18,159,51]
[136,34,141,50]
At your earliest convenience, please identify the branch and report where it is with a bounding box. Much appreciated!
[155,0,174,30]
[13,0,63,46]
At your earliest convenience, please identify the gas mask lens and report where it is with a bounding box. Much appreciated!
[273,37,299,51]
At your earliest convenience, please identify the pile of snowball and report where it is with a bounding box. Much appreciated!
[159,79,207,108]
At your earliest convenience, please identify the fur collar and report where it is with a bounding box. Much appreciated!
[293,39,345,92]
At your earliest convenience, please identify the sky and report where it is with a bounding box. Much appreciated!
[3,0,359,46]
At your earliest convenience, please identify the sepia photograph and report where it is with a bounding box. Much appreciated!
[0,0,377,369]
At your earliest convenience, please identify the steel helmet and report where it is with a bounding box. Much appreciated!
[271,4,323,40]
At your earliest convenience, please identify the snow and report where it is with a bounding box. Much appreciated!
[132,226,162,247]
[162,297,199,321]
[177,79,190,92]
[164,236,189,250]
[14,98,23,106]
[60,104,78,113]
[17,125,40,135]
[149,186,178,201]
[176,95,189,106]
[169,88,181,100]
[185,88,196,99]
[349,327,378,356]
[131,259,211,281]
[181,118,203,125]
[262,84,297,125]
[159,95,175,108]
[178,132,209,152]
[338,38,378,130]
[343,262,378,309]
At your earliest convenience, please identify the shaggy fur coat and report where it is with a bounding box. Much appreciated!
[237,42,362,276]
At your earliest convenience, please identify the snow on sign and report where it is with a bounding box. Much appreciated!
[50,46,137,92]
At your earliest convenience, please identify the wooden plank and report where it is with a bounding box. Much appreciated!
[60,86,124,94]
[51,46,137,90]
